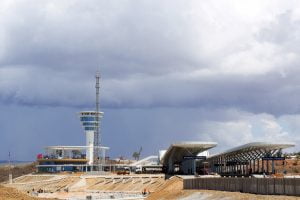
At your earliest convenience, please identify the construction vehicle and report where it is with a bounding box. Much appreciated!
[116,167,130,175]
[135,165,163,174]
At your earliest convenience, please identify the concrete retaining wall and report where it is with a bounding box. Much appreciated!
[183,177,300,196]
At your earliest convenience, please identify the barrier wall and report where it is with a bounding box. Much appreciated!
[183,177,300,196]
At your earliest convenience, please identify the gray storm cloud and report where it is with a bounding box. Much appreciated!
[0,0,300,116]
[0,0,300,160]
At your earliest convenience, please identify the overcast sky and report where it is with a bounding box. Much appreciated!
[1,0,300,161]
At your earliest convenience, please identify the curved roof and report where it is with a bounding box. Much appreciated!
[207,142,295,160]
[161,141,217,165]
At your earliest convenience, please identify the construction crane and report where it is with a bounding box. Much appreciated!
[132,147,143,161]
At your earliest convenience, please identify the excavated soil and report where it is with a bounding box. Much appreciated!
[146,176,186,200]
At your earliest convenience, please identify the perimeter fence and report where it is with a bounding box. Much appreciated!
[183,177,300,196]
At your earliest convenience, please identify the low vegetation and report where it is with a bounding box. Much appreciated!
[0,163,36,183]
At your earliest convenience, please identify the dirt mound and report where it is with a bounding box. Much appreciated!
[277,159,300,174]
[147,176,185,200]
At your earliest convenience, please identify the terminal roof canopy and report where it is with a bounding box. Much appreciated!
[161,141,217,165]
[207,142,295,161]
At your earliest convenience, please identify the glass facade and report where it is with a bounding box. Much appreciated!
[84,127,96,131]
[80,112,103,134]
[80,117,96,121]
[82,122,98,126]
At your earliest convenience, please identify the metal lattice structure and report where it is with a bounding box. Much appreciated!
[94,71,100,163]
[207,142,295,176]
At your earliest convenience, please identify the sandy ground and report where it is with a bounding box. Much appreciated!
[0,184,56,200]
[146,176,300,200]
[1,161,299,199]
[0,163,36,183]
[0,164,56,200]
[2,175,299,200]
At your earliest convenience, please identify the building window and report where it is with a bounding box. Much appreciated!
[84,127,96,131]
[80,117,96,121]
[82,122,98,126]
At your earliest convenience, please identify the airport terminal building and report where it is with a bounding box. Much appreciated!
[159,141,294,176]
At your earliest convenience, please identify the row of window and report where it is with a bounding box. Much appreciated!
[82,122,98,126]
[81,112,96,116]
[80,117,100,121]
[84,127,96,131]
[80,112,102,116]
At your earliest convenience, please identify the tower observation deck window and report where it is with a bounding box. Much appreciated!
[82,122,98,126]
[80,117,96,121]
[84,127,96,131]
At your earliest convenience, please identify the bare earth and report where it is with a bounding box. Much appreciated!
[0,185,56,200]
[0,163,56,200]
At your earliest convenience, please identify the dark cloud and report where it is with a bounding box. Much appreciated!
[0,1,300,160]
[0,2,299,116]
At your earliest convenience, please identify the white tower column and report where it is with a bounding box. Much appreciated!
[86,131,94,165]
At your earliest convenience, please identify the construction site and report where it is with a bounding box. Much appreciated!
[1,73,300,200]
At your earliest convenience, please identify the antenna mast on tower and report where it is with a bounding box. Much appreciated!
[94,71,100,163]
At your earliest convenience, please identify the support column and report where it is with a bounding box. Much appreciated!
[225,158,227,174]
[220,157,223,174]
[168,157,174,174]
[249,160,251,174]
[216,158,219,174]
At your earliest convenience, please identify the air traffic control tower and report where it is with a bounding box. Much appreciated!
[79,72,108,166]
[79,111,104,165]
[37,72,109,172]
[79,111,103,165]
